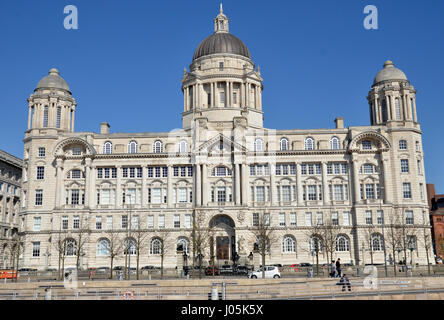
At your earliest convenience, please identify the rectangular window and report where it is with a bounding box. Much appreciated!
[123,168,128,178]
[155,167,161,178]
[334,185,343,201]
[308,164,314,175]
[327,163,332,174]
[179,188,187,203]
[377,210,383,225]
[72,147,81,155]
[341,163,348,174]
[33,217,41,231]
[399,140,407,150]
[305,212,312,227]
[420,183,424,200]
[256,186,265,202]
[43,106,49,127]
[405,211,414,225]
[290,213,297,226]
[148,167,154,177]
[32,242,40,257]
[252,213,259,227]
[147,215,154,228]
[365,211,373,225]
[343,212,350,226]
[403,183,412,199]
[130,167,135,178]
[137,167,143,178]
[35,189,43,206]
[38,147,46,157]
[316,212,323,226]
[315,164,322,175]
[308,185,317,201]
[217,187,226,203]
[290,164,296,175]
[97,168,103,179]
[62,216,68,230]
[334,164,340,175]
[365,184,375,199]
[131,215,139,229]
[180,167,186,177]
[152,188,162,204]
[279,213,286,227]
[417,160,422,174]
[301,164,307,175]
[282,165,288,175]
[174,214,180,228]
[96,216,102,230]
[106,216,113,230]
[56,107,61,128]
[332,212,339,226]
[282,185,291,202]
[185,214,191,228]
[257,165,263,176]
[121,215,128,229]
[71,189,80,205]
[158,214,165,228]
[264,213,270,226]
[401,159,409,173]
[36,166,45,180]
[362,140,372,150]
[104,168,110,179]
[187,167,193,177]
[275,165,281,176]
[112,168,117,178]
[73,216,79,229]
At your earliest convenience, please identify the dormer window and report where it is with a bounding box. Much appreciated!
[219,62,224,71]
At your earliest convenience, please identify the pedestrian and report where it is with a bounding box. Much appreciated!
[335,258,341,278]
[330,260,336,278]
[340,274,352,292]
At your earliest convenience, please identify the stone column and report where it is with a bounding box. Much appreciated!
[202,164,208,206]
[351,156,360,204]
[235,163,241,205]
[230,82,233,107]
[84,158,91,208]
[389,95,395,121]
[322,162,329,205]
[195,164,201,207]
[116,166,122,208]
[296,163,303,206]
[142,166,147,206]
[71,109,75,132]
[241,163,248,205]
[381,155,392,204]
[412,97,418,122]
[270,163,276,205]
[258,86,262,110]
[246,83,249,108]
[183,87,187,111]
[89,165,96,208]
[240,82,244,107]
[27,105,32,130]
[55,159,64,208]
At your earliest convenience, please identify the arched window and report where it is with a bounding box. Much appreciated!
[123,238,136,255]
[128,141,138,154]
[97,238,110,256]
[179,140,188,153]
[177,237,189,254]
[65,239,76,256]
[280,138,289,151]
[254,138,264,152]
[282,235,296,253]
[371,234,383,251]
[103,141,112,154]
[310,236,323,252]
[336,235,350,252]
[150,238,162,255]
[330,137,340,150]
[305,137,315,150]
[153,140,163,153]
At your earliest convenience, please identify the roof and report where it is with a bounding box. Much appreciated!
[36,68,71,92]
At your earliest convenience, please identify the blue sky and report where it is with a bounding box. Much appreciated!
[0,0,443,191]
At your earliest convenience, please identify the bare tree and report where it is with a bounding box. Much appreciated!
[105,229,124,279]
[318,212,341,271]
[74,215,91,272]
[249,212,278,279]
[9,232,24,282]
[385,209,403,277]
[53,230,68,280]
[421,226,433,275]
[301,222,326,276]
[155,228,172,279]
[191,209,215,279]
[363,224,380,265]
[132,222,150,280]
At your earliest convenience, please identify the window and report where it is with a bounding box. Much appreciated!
[36,166,44,180]
[71,189,80,205]
[399,140,407,150]
[279,213,286,227]
[403,183,412,199]
[280,138,289,151]
[405,211,414,225]
[217,187,226,203]
[305,138,315,150]
[365,211,373,225]
[38,147,46,157]
[365,184,375,199]
[362,140,372,150]
[283,236,296,253]
[151,188,162,204]
[96,216,102,230]
[150,239,162,255]
[35,189,43,206]
[185,214,191,229]
[121,215,128,229]
[174,214,180,228]
[177,238,189,254]
[333,185,343,201]
[290,213,297,226]
[256,186,265,202]
[415,141,420,152]
[305,212,312,226]
[395,98,401,120]
[336,236,350,252]
[73,216,80,229]
[377,210,383,225]
[106,216,112,230]
[307,185,317,201]
[71,170,82,179]
[65,239,76,256]
[179,140,188,153]
[417,160,422,174]
[153,141,163,153]
[128,141,138,154]
[219,62,224,71]
[32,242,40,257]
[330,137,340,150]
[43,106,49,127]
[33,217,41,231]
[282,186,291,202]
[158,215,165,228]
[342,212,350,226]
[371,234,383,251]
[72,147,81,155]
[363,164,374,174]
[310,236,323,252]
[332,212,339,226]
[254,138,264,152]
[316,212,323,226]
[97,239,110,256]
[178,188,187,203]
[401,159,409,173]
[103,142,112,154]
[252,213,259,227]
[124,239,136,255]
[147,215,154,228]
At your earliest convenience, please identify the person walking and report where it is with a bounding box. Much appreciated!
[330,260,336,278]
[335,258,341,278]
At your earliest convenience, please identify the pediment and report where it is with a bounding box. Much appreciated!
[198,134,247,153]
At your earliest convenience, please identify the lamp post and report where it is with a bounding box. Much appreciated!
[379,193,388,277]
[396,246,402,275]
[361,242,365,267]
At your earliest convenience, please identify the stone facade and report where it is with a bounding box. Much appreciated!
[0,150,23,268]
[20,7,433,271]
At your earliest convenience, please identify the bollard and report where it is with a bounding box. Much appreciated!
[211,287,219,300]
[222,283,226,300]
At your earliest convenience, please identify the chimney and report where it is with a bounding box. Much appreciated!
[100,122,110,135]
[335,117,344,129]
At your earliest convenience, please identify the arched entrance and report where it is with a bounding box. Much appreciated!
[209,215,236,264]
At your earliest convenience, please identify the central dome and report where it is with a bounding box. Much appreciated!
[193,32,251,61]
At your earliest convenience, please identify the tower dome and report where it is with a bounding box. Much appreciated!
[192,4,251,61]
[373,60,408,85]
[35,68,71,92]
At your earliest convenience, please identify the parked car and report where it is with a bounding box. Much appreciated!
[141,265,155,270]
[113,266,124,271]
[300,263,312,267]
[205,266,220,276]
[18,268,37,272]
[96,267,110,273]
[46,268,57,272]
[220,264,233,274]
[248,266,281,279]
[234,265,249,275]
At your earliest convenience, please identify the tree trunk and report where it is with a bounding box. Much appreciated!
[392,249,397,277]
[261,251,266,279]
[136,252,140,280]
[161,254,164,279]
[315,250,319,276]
[58,253,61,280]
[110,256,114,280]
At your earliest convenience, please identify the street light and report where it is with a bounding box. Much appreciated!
[379,191,388,277]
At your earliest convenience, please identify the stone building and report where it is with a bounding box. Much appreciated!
[427,184,444,260]
[0,149,23,269]
[20,7,433,271]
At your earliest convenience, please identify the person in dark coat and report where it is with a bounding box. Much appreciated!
[330,260,336,278]
[335,258,341,277]
[339,274,352,292]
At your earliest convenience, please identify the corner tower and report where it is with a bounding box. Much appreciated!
[367,61,419,128]
[182,6,264,131]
